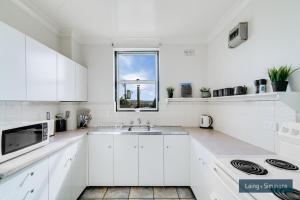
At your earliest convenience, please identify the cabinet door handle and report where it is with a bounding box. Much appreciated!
[166,146,169,149]
[64,158,71,167]
[108,145,112,148]
[134,145,137,148]
[22,189,34,200]
[19,172,34,187]
[140,146,144,149]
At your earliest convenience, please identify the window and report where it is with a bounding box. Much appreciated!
[115,49,159,111]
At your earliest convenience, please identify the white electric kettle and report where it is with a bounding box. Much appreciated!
[200,115,213,128]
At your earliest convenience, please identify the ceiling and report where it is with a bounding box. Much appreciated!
[19,0,246,44]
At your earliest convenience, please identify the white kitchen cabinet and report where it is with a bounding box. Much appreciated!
[190,137,215,200]
[164,135,190,186]
[0,158,48,200]
[70,138,87,200]
[139,135,164,186]
[57,53,76,101]
[76,64,88,101]
[26,36,57,101]
[49,146,72,200]
[88,134,114,186]
[114,135,139,186]
[0,21,26,100]
[49,140,87,200]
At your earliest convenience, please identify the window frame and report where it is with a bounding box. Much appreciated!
[114,48,159,112]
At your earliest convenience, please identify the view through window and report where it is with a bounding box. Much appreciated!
[115,50,159,111]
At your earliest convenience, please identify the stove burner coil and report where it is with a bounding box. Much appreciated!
[272,188,300,200]
[266,159,299,171]
[231,160,268,175]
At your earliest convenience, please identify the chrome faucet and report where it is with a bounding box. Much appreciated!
[137,118,142,125]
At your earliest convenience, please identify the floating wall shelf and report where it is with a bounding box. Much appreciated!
[166,92,300,112]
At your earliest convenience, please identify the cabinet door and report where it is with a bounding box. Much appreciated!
[71,138,87,199]
[0,21,26,100]
[76,64,88,101]
[26,36,57,101]
[190,138,215,200]
[0,158,48,200]
[114,135,138,186]
[88,135,114,186]
[139,135,163,186]
[164,135,190,186]
[57,53,76,101]
[49,147,72,200]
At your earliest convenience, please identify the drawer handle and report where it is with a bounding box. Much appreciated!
[134,146,137,148]
[108,145,112,148]
[64,158,71,167]
[22,189,35,200]
[166,146,169,148]
[140,146,144,149]
[19,172,34,187]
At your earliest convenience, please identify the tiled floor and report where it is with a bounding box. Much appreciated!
[79,186,195,200]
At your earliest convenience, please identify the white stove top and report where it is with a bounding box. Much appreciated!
[215,154,300,200]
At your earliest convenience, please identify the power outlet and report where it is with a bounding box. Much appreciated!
[184,49,195,56]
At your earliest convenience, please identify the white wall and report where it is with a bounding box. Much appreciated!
[206,0,300,151]
[79,44,208,127]
[0,0,58,50]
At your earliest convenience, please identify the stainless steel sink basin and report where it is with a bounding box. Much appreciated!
[120,126,162,135]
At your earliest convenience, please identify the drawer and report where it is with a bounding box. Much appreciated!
[0,158,48,200]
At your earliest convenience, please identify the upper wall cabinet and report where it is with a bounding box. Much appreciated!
[26,36,57,101]
[57,54,76,101]
[76,64,88,101]
[0,21,26,100]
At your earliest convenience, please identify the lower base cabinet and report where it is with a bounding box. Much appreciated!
[0,158,48,200]
[49,137,87,200]
[88,134,189,186]
[88,135,114,186]
[139,135,164,186]
[164,135,190,186]
[190,137,215,200]
[114,135,139,186]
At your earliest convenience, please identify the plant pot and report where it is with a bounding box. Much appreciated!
[201,91,211,98]
[168,92,174,98]
[271,81,288,92]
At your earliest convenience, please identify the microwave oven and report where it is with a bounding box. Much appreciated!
[0,121,49,163]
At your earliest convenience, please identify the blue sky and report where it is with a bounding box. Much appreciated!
[118,54,156,80]
[118,53,157,101]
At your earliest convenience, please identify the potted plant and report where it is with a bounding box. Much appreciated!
[200,87,211,98]
[268,65,299,92]
[167,87,175,98]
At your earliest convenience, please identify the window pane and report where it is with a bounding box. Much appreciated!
[117,53,157,81]
[118,83,157,109]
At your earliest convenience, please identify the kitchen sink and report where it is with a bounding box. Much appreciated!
[120,126,162,135]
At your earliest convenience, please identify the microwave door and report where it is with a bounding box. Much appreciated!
[2,124,43,155]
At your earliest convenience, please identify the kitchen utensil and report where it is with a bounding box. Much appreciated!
[254,80,260,94]
[234,85,247,95]
[218,89,224,97]
[259,79,267,93]
[213,90,219,97]
[200,115,213,128]
[223,88,234,96]
[55,119,66,132]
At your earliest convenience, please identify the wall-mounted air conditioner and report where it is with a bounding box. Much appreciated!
[228,22,248,48]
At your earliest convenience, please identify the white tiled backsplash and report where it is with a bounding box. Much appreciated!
[0,101,79,130]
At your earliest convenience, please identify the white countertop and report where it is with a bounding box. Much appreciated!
[185,127,274,156]
[88,126,188,135]
[0,129,88,179]
[0,126,274,180]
